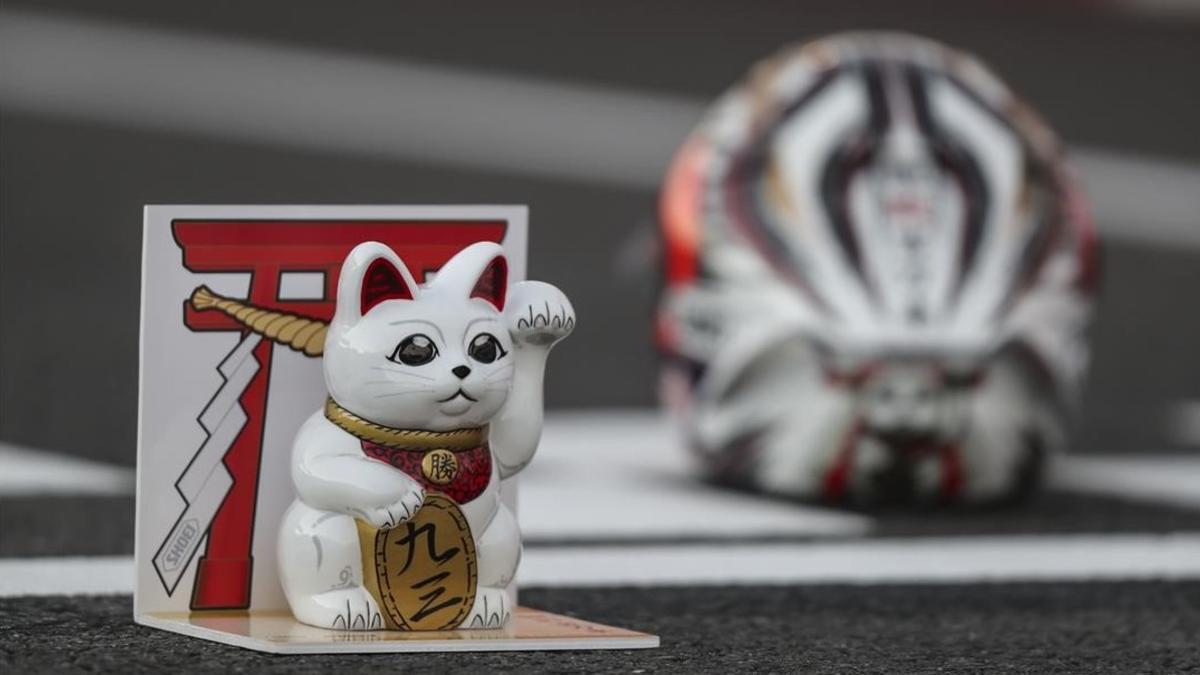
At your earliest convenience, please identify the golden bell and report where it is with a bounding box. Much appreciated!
[421,448,459,485]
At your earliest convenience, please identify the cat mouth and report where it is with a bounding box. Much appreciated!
[438,389,478,403]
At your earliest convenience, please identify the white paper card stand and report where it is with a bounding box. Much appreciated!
[134,205,657,653]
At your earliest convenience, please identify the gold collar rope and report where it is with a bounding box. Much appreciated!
[323,398,483,451]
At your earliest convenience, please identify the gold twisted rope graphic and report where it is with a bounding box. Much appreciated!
[189,285,329,356]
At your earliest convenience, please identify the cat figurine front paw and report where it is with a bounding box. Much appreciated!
[278,240,572,631]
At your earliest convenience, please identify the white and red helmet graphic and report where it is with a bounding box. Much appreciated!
[658,33,1098,504]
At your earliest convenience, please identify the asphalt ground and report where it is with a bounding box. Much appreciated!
[3,583,1198,674]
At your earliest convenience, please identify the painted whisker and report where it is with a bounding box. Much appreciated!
[370,389,437,399]
[368,365,436,381]
[484,366,516,381]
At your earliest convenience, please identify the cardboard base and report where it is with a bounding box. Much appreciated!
[137,606,659,654]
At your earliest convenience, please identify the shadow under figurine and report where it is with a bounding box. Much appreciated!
[278,241,574,631]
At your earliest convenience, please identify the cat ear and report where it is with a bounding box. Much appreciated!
[360,257,416,315]
[469,256,507,310]
[431,242,508,311]
[335,242,420,323]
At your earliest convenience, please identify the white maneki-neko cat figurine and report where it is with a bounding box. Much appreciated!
[277,241,574,631]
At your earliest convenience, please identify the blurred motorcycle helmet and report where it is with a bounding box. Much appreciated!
[657,33,1098,504]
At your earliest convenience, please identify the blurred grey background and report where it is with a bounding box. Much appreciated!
[2,0,1199,466]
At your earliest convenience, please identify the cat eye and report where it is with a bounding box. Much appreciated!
[468,333,507,364]
[389,333,438,366]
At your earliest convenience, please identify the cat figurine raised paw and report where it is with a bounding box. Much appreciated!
[278,241,573,631]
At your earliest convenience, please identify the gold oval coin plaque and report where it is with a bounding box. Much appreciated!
[356,494,478,631]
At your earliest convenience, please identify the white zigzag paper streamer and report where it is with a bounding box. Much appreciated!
[152,333,261,595]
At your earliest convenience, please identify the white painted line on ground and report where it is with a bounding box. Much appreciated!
[0,442,134,497]
[1069,149,1200,249]
[1049,454,1200,509]
[1,9,1197,247]
[1112,0,1200,21]
[0,556,134,596]
[522,411,871,540]
[0,8,696,190]
[520,534,1200,587]
[5,533,1200,596]
[521,478,869,541]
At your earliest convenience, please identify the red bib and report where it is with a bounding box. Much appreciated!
[360,441,492,505]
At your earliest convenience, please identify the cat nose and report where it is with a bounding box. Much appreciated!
[452,365,471,379]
